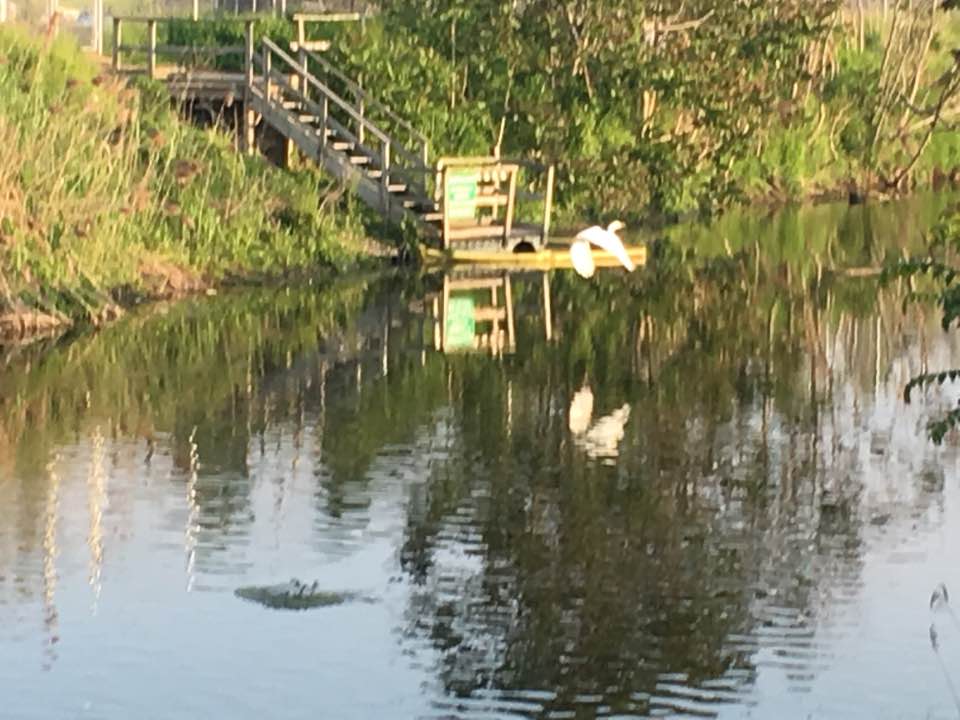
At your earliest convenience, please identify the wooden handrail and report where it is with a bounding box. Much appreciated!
[117,44,245,56]
[260,38,391,146]
[302,49,429,151]
[292,12,367,23]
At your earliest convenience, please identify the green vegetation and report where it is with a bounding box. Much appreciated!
[0,26,369,338]
[6,3,960,340]
[344,1,960,221]
[166,2,960,222]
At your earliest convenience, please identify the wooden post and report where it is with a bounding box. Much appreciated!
[381,141,391,212]
[441,276,450,352]
[320,96,329,149]
[421,140,429,168]
[357,95,365,146]
[542,164,555,245]
[280,0,286,16]
[441,167,450,250]
[244,21,255,87]
[503,273,515,351]
[192,0,198,21]
[503,165,517,245]
[93,0,103,54]
[251,0,256,14]
[542,272,552,341]
[243,21,255,156]
[147,20,157,79]
[297,47,309,104]
[431,296,441,351]
[263,39,272,101]
[0,0,7,24]
[112,17,122,71]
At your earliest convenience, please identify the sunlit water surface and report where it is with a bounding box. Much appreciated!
[3,196,960,719]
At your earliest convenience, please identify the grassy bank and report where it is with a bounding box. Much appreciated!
[0,26,370,340]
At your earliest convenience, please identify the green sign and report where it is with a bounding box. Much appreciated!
[445,169,480,220]
[445,296,476,349]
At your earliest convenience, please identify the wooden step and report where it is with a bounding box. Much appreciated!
[282,100,302,110]
[387,183,408,193]
[298,114,319,123]
[420,211,443,222]
[348,155,372,165]
[331,140,355,151]
[396,195,434,210]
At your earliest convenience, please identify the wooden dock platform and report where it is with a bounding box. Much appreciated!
[421,242,648,271]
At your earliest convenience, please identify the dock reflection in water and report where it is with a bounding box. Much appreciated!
[2,201,960,718]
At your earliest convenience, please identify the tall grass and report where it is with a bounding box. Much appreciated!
[0,26,367,334]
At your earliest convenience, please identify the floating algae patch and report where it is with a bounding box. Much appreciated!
[234,579,376,611]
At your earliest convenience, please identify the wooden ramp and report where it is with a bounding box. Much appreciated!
[111,16,555,251]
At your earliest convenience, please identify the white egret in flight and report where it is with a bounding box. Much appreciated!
[569,220,635,279]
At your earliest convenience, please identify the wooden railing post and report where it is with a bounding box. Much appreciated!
[191,0,198,21]
[381,140,391,211]
[421,140,429,168]
[92,0,103,54]
[357,95,365,146]
[441,166,450,250]
[319,95,329,151]
[297,47,309,104]
[147,19,157,79]
[112,18,122,71]
[243,20,255,156]
[503,165,517,244]
[244,21,255,85]
[542,164,554,244]
[263,39,272,101]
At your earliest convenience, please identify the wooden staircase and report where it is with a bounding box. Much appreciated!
[108,16,555,250]
[244,35,442,233]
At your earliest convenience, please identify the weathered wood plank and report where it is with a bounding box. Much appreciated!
[120,44,245,57]
[292,12,365,23]
[473,307,507,322]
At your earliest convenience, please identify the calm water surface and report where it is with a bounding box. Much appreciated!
[4,196,960,719]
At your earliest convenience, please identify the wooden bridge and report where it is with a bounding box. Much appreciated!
[109,15,555,252]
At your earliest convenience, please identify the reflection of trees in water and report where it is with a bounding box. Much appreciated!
[397,265,955,714]
[0,281,376,587]
[0,208,957,704]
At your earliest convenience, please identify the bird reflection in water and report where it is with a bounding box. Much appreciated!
[568,385,631,463]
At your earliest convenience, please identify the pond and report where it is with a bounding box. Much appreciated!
[3,194,960,719]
